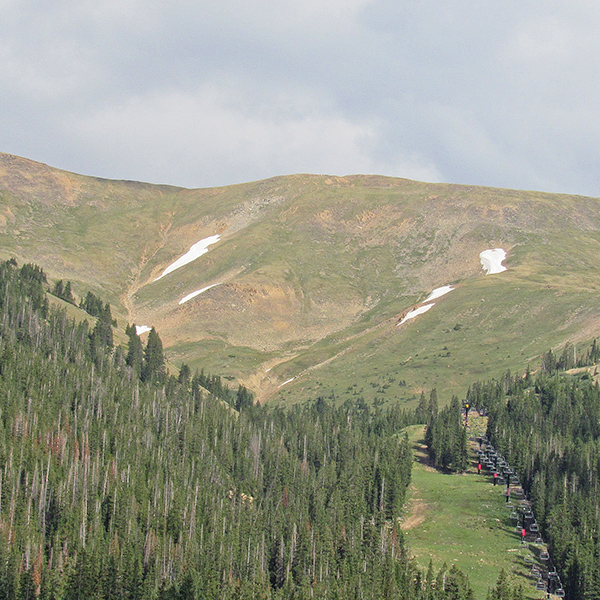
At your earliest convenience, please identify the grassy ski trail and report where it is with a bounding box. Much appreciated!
[401,420,545,599]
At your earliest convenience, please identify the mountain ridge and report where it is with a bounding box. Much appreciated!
[2,151,600,404]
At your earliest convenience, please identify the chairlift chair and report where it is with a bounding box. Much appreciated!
[524,555,534,565]
[554,588,565,597]
[540,551,549,561]
[535,581,546,591]
[534,537,543,545]
[530,523,539,532]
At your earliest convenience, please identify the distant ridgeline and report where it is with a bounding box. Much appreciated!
[0,258,490,599]
[465,358,600,600]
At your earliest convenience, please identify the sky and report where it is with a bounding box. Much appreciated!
[1,0,599,196]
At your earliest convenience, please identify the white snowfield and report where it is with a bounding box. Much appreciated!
[397,285,455,327]
[179,283,222,305]
[398,303,434,325]
[278,377,296,388]
[154,234,221,281]
[425,285,454,302]
[480,248,507,274]
[135,325,152,335]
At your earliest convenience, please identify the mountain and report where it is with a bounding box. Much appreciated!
[2,151,600,404]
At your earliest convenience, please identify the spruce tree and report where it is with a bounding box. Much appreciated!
[142,327,165,383]
[126,324,144,377]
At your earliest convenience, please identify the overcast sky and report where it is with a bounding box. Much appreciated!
[1,0,599,196]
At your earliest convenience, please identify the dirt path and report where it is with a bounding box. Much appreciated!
[400,488,428,531]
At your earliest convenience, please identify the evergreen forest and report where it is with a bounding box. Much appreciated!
[467,366,600,600]
[0,259,486,599]
[2,257,599,599]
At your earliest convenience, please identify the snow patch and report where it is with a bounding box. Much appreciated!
[398,303,434,325]
[425,285,454,302]
[278,377,296,388]
[480,248,507,275]
[179,283,221,305]
[154,234,221,281]
[135,325,152,335]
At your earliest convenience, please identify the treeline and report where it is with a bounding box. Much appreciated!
[0,258,480,599]
[471,354,600,600]
[540,340,600,373]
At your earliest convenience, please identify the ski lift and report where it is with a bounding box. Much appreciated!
[555,588,565,597]
[547,570,558,580]
[524,555,534,565]
[540,551,549,561]
[535,580,546,591]
[534,537,543,545]
[510,511,518,519]
[530,523,539,532]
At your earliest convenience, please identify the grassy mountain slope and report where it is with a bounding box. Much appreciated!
[2,152,600,404]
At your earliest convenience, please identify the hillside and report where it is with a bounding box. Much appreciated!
[2,152,600,404]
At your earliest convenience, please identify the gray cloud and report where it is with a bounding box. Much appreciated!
[0,0,598,196]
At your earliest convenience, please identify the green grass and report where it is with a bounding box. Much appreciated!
[401,423,546,600]
[4,153,600,407]
[274,275,600,406]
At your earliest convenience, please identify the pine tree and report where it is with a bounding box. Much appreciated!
[142,327,165,383]
[178,363,191,386]
[236,385,254,411]
[52,280,64,299]
[416,392,428,423]
[126,324,144,377]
